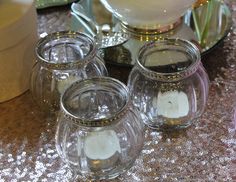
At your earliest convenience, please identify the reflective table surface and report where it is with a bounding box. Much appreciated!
[0,1,236,181]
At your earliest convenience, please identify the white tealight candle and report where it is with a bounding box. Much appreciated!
[84,130,121,160]
[156,91,189,118]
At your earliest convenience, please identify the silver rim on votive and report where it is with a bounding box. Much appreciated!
[60,77,131,127]
[36,31,97,70]
[136,38,201,82]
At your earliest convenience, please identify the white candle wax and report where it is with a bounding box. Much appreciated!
[84,130,121,160]
[156,91,189,118]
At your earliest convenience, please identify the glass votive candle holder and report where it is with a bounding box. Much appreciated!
[55,77,144,180]
[127,38,209,130]
[30,31,107,114]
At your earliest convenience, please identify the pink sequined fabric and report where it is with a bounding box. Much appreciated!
[0,1,236,181]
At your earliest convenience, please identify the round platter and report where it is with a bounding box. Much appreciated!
[71,1,232,68]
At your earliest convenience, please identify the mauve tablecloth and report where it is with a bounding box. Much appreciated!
[0,1,236,181]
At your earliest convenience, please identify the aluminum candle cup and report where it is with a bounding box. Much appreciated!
[55,77,144,180]
[30,31,107,114]
[127,39,209,130]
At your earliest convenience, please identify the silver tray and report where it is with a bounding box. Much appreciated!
[71,1,232,66]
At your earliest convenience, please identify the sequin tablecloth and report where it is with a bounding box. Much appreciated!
[0,1,236,181]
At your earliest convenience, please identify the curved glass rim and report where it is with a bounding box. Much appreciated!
[136,38,201,81]
[36,31,97,70]
[60,77,131,127]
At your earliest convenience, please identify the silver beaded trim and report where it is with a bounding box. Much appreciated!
[136,61,200,82]
[136,39,201,82]
[62,100,132,127]
[36,31,97,70]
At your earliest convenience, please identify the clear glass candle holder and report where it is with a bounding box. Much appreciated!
[100,0,196,29]
[30,31,107,114]
[127,39,209,130]
[55,77,144,180]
